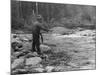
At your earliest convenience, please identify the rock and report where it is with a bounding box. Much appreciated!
[32,52,39,56]
[25,57,42,66]
[13,34,18,38]
[25,64,43,73]
[12,69,27,74]
[11,38,20,43]
[11,70,18,75]
[19,37,29,42]
[40,44,51,52]
[34,68,44,72]
[25,52,39,58]
[23,42,32,50]
[40,54,48,60]
[11,34,21,43]
[11,42,23,52]
[17,69,28,73]
[54,66,72,72]
[67,62,78,68]
[11,56,17,63]
[25,64,43,70]
[80,60,95,67]
[54,66,69,72]
[13,52,26,58]
[22,49,31,54]
[74,30,96,37]
[80,65,95,69]
[88,60,95,64]
[45,66,55,72]
[54,66,64,72]
[11,58,25,69]
[13,52,21,57]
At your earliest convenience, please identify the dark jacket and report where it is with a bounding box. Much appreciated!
[32,21,48,40]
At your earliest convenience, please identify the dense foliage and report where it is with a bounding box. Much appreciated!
[11,0,96,31]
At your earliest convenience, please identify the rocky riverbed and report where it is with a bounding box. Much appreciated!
[11,29,96,75]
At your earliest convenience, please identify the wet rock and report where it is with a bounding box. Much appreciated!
[13,52,26,58]
[80,65,95,69]
[45,66,55,72]
[23,42,32,50]
[54,66,72,72]
[11,42,23,52]
[74,30,96,37]
[11,37,20,43]
[32,52,39,56]
[54,66,65,72]
[88,60,95,64]
[11,34,21,42]
[12,69,28,74]
[25,64,43,70]
[19,37,29,42]
[11,70,18,75]
[40,44,51,52]
[13,34,18,38]
[25,57,42,66]
[67,62,78,68]
[40,54,48,60]
[24,64,44,73]
[13,52,22,57]
[53,66,62,72]
[80,60,95,67]
[11,58,25,70]
[25,52,39,58]
[11,55,17,63]
[34,68,44,72]
[21,49,31,53]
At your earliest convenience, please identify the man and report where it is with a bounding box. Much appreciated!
[32,16,49,55]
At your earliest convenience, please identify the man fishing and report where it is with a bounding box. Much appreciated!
[32,15,49,55]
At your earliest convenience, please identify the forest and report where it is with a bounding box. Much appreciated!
[11,0,96,31]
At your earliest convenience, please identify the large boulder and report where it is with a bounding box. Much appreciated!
[11,58,25,70]
[25,57,42,66]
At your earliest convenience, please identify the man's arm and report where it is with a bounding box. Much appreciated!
[41,27,49,32]
[39,23,49,32]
